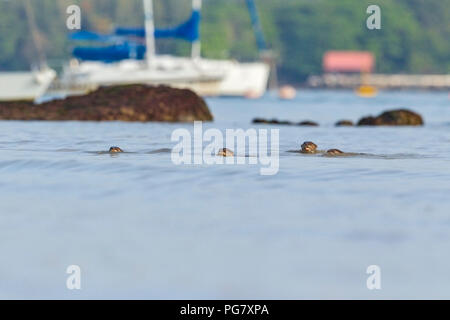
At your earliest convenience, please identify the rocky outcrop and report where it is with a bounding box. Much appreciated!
[357,109,423,126]
[298,120,319,126]
[253,118,293,125]
[335,120,354,126]
[253,118,319,126]
[0,85,213,122]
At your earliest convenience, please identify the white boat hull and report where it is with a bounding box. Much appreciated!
[56,56,270,98]
[0,69,56,101]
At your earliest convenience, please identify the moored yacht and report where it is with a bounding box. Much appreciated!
[55,0,270,98]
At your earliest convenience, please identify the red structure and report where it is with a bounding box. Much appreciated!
[323,51,375,73]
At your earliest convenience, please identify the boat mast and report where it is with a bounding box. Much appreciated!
[143,0,156,67]
[191,0,202,60]
[23,0,46,69]
[245,0,278,90]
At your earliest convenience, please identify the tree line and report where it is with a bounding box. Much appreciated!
[0,0,448,83]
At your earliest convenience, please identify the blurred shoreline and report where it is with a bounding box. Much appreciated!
[307,74,450,90]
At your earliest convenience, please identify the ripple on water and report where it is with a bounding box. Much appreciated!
[1,92,450,299]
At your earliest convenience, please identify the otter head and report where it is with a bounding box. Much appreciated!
[301,141,318,154]
[217,148,234,157]
[326,149,344,156]
[109,146,124,153]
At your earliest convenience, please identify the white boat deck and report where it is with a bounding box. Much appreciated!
[0,69,56,101]
[58,57,270,98]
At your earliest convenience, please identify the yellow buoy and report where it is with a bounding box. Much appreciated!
[356,85,378,98]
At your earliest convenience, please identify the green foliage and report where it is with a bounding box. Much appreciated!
[0,0,448,83]
[271,0,449,81]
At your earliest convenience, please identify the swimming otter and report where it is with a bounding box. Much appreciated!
[299,142,357,156]
[109,146,124,153]
[300,141,319,154]
[290,141,361,157]
[324,148,364,157]
[217,148,234,157]
[325,149,345,156]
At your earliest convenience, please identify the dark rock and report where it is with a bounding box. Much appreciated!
[253,118,318,126]
[357,116,377,126]
[276,120,294,125]
[0,85,213,122]
[297,121,319,126]
[252,118,293,125]
[335,120,354,126]
[357,109,423,126]
[252,118,269,124]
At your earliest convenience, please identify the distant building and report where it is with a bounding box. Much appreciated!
[323,51,375,73]
[308,51,450,89]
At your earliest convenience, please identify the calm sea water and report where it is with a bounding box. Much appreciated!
[0,90,449,299]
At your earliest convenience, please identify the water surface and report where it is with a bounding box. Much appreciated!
[0,90,449,299]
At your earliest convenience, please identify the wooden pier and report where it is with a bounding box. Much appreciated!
[307,74,450,90]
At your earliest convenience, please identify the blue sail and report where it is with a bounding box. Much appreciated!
[68,31,122,42]
[72,43,146,62]
[245,0,267,51]
[69,10,200,62]
[116,10,200,42]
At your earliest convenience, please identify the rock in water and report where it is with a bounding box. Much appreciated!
[0,85,213,122]
[357,116,377,126]
[335,120,354,127]
[253,118,319,126]
[252,118,294,125]
[297,120,319,126]
[357,109,423,126]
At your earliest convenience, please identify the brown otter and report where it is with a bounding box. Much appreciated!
[109,146,124,153]
[298,142,358,156]
[324,148,364,157]
[300,141,319,154]
[288,141,362,157]
[217,148,234,157]
[325,149,345,156]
